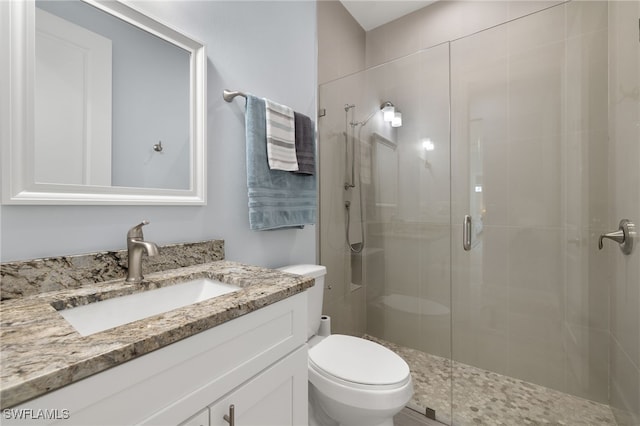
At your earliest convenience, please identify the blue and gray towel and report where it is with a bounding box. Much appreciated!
[245,95,316,230]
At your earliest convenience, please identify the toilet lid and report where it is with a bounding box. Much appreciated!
[309,335,410,386]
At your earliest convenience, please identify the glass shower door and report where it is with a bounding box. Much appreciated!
[361,44,452,422]
[450,2,613,424]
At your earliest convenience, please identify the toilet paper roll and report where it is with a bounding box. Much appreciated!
[318,315,331,337]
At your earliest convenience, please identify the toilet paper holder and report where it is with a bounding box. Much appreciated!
[318,315,331,337]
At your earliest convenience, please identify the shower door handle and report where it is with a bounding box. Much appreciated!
[463,215,472,251]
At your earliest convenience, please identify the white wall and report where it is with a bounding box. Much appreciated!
[0,1,317,268]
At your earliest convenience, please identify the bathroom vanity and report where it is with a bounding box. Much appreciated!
[0,253,312,425]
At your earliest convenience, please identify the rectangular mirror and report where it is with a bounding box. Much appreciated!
[1,0,207,205]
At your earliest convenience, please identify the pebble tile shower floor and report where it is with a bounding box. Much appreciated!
[365,336,617,426]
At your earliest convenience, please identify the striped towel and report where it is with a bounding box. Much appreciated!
[264,98,298,171]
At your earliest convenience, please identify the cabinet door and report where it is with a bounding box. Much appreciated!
[209,346,307,426]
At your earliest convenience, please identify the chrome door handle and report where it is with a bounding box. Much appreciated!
[599,219,635,255]
[463,215,472,251]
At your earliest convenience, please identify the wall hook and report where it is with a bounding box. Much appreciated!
[153,141,163,152]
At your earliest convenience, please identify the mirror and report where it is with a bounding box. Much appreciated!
[1,0,207,204]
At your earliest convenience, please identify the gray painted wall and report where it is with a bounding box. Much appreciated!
[0,1,318,268]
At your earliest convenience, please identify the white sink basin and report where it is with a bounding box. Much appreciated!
[58,278,240,336]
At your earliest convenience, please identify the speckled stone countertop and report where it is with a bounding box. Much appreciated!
[0,261,313,409]
[1,239,225,300]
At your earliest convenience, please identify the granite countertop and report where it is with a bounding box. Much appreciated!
[0,260,313,409]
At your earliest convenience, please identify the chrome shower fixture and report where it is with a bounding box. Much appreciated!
[350,100,403,128]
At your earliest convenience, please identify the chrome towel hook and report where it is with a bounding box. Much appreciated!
[599,219,635,255]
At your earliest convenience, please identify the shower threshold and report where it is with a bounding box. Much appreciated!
[365,335,617,426]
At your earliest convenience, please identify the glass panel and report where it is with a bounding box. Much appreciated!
[451,2,614,424]
[318,44,452,423]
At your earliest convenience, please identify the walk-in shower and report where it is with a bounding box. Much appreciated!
[318,1,639,425]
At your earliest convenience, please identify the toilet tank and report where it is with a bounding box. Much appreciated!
[278,264,326,340]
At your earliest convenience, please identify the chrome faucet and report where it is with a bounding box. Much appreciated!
[126,220,159,282]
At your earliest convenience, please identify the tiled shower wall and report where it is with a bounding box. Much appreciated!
[608,2,640,424]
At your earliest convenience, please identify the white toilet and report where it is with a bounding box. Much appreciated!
[279,264,413,426]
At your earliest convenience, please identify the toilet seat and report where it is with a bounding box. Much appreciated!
[307,335,413,411]
[309,335,411,388]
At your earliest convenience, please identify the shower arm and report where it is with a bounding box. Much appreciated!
[351,101,395,127]
[351,109,377,127]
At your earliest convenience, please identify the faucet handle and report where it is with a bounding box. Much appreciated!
[127,220,150,240]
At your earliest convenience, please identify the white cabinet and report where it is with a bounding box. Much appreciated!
[179,408,209,426]
[208,346,307,426]
[6,293,308,426]
[175,345,307,426]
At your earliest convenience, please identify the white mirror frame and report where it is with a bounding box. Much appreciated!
[1,0,207,205]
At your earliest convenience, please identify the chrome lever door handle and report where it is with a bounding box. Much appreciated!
[599,219,635,255]
[463,215,472,251]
